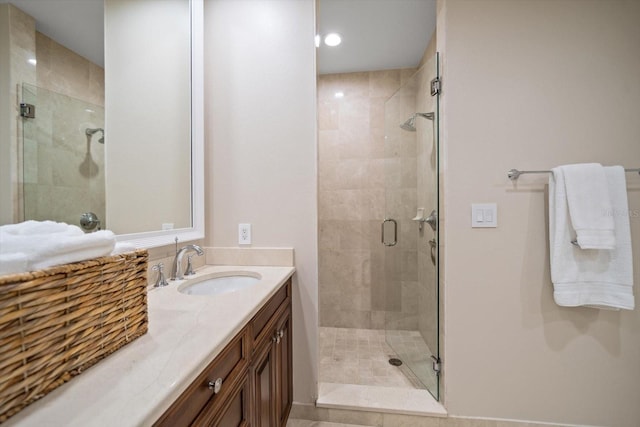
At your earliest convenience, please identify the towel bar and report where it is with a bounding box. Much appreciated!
[508,168,640,180]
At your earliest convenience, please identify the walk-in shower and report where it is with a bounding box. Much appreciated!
[317,52,441,406]
[400,112,434,131]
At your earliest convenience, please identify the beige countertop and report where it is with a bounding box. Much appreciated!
[4,265,295,427]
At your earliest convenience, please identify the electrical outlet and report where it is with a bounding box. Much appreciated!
[238,223,251,245]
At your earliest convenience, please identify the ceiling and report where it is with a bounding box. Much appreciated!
[0,0,104,67]
[1,0,436,75]
[317,0,437,75]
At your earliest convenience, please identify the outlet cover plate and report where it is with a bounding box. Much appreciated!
[238,223,251,245]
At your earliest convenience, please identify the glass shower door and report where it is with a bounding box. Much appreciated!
[382,53,440,399]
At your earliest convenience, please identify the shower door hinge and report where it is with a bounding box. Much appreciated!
[430,77,441,96]
[431,355,442,375]
[20,103,35,119]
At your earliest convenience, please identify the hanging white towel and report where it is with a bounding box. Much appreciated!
[549,166,634,310]
[561,163,615,249]
[0,220,116,275]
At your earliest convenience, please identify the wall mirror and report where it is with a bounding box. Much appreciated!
[0,0,204,248]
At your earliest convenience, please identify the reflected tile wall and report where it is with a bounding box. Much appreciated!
[6,4,36,222]
[22,85,105,228]
[19,30,106,228]
[318,69,418,329]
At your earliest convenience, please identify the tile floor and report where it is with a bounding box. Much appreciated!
[318,327,435,391]
[287,420,368,427]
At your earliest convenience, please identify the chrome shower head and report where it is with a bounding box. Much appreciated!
[400,116,416,132]
[399,112,434,132]
[86,128,105,144]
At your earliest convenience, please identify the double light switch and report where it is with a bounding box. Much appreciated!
[471,203,497,228]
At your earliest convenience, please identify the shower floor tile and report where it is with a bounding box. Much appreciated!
[318,327,432,389]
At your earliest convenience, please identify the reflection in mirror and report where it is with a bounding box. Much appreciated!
[0,0,203,247]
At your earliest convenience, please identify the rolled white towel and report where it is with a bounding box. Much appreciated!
[0,252,29,275]
[0,221,117,275]
[111,242,138,255]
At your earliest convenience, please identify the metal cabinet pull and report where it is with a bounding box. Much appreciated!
[272,329,285,344]
[381,218,398,246]
[208,378,222,394]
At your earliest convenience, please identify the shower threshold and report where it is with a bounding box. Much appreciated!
[316,383,447,418]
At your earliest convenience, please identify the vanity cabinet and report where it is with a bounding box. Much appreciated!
[154,278,292,427]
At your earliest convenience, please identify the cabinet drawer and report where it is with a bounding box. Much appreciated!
[195,371,251,427]
[251,279,291,342]
[154,328,249,427]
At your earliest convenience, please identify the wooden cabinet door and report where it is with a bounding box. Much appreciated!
[275,308,292,427]
[252,336,276,427]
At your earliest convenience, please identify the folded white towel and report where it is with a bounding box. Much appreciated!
[549,166,634,310]
[559,163,615,249]
[0,221,116,275]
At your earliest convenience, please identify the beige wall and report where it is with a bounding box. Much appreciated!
[204,0,318,404]
[439,0,640,425]
[105,0,191,234]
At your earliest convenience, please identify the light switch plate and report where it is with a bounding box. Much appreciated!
[471,203,497,228]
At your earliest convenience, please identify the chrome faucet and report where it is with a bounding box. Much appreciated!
[171,244,204,280]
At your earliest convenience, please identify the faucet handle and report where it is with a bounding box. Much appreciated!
[152,263,169,287]
[184,255,196,276]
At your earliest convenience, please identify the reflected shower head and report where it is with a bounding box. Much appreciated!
[86,127,105,144]
[399,112,434,132]
[400,116,416,132]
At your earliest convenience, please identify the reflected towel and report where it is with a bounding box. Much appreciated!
[549,166,634,310]
[0,220,116,275]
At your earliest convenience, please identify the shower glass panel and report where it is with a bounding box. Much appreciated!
[383,53,439,399]
[21,83,106,230]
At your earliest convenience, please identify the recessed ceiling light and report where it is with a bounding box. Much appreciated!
[315,34,321,48]
[334,91,344,98]
[324,33,342,47]
[28,58,37,65]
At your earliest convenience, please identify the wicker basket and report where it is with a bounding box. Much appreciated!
[0,249,148,422]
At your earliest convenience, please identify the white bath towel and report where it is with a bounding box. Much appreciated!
[561,163,615,249]
[549,166,634,310]
[111,242,137,255]
[0,220,116,275]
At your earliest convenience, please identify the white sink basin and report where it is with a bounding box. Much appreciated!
[178,273,261,296]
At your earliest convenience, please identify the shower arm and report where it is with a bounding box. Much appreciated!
[416,112,434,120]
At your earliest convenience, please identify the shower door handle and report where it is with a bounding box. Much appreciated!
[381,218,398,246]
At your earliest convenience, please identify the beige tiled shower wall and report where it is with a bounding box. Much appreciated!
[1,4,36,223]
[23,29,105,227]
[36,32,104,107]
[2,3,105,227]
[318,68,419,329]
